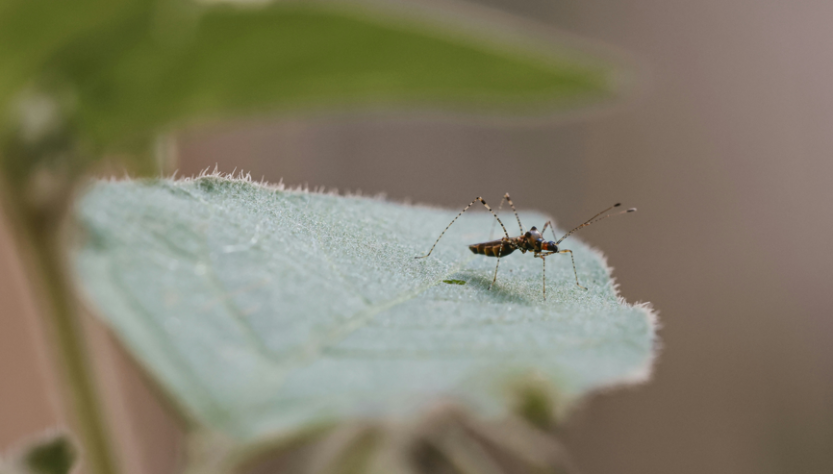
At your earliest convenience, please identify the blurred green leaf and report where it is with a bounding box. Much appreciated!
[74,176,655,447]
[20,437,75,474]
[0,431,76,474]
[1,0,620,187]
[0,0,143,109]
[6,1,615,150]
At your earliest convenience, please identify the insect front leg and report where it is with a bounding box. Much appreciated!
[537,249,587,299]
[558,249,587,290]
[534,252,548,300]
[416,197,509,259]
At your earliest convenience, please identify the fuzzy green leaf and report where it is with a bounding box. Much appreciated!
[74,176,655,446]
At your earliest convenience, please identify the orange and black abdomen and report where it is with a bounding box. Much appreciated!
[468,239,517,258]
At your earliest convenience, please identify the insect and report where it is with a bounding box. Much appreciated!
[415,193,636,299]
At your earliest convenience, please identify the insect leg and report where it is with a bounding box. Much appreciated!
[489,239,506,290]
[489,193,524,240]
[416,197,509,259]
[559,249,587,290]
[534,253,548,300]
[541,220,558,241]
[488,196,505,240]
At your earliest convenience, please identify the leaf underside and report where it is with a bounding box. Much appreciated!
[74,176,655,445]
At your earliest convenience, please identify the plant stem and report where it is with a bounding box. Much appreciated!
[2,179,120,474]
[29,228,120,474]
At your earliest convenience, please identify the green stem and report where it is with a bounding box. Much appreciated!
[0,86,121,474]
[1,178,120,474]
[28,227,120,474]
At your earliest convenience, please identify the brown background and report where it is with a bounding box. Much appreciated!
[3,0,833,473]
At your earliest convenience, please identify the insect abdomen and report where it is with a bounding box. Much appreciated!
[468,240,516,257]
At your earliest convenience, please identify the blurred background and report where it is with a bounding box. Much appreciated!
[3,0,833,473]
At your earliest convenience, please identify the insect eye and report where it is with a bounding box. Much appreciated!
[524,232,531,238]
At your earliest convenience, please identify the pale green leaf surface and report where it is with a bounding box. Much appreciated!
[74,177,655,443]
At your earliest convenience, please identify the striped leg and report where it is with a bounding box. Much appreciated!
[416,197,509,259]
[558,249,586,290]
[541,220,557,241]
[489,238,508,290]
[535,253,548,300]
[536,249,587,300]
[489,193,524,240]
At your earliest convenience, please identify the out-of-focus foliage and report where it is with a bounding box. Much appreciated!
[54,3,614,147]
[74,176,656,447]
[235,406,579,474]
[0,431,76,474]
[1,0,617,182]
[0,0,133,109]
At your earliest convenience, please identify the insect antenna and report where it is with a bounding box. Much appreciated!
[555,203,636,244]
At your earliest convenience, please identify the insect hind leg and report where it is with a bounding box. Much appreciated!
[489,239,509,290]
[416,197,510,259]
[541,220,558,241]
[489,193,524,240]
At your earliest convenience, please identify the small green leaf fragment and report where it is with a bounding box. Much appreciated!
[442,279,467,285]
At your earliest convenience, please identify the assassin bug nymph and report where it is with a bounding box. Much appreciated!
[415,194,636,300]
